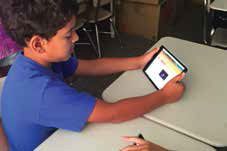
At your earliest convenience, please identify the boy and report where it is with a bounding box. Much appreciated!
[0,0,185,150]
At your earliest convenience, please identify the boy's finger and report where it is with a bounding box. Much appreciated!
[171,72,185,83]
[122,136,146,145]
[120,144,137,151]
[151,47,159,53]
[146,47,159,54]
[121,144,148,151]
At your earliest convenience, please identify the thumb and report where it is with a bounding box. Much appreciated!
[171,72,185,82]
[149,47,159,56]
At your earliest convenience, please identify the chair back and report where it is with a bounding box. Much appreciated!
[91,0,114,23]
[75,0,91,30]
[0,52,19,68]
[77,0,89,15]
[203,0,215,43]
[93,0,113,7]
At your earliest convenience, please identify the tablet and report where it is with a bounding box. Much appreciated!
[143,46,187,90]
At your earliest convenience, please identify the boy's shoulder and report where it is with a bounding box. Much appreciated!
[9,53,52,79]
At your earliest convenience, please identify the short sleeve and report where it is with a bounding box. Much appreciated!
[38,78,96,131]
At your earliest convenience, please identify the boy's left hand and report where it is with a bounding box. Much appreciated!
[120,136,167,151]
[138,48,159,69]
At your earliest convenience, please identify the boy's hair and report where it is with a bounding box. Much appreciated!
[0,0,78,47]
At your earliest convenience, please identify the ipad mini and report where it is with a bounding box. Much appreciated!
[143,46,187,89]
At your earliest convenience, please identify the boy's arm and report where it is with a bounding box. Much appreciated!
[75,57,139,76]
[75,48,159,76]
[88,74,185,123]
[88,91,166,123]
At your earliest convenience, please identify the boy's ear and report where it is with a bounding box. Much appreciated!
[29,36,48,54]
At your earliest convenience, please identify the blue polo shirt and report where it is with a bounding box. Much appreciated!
[1,53,96,151]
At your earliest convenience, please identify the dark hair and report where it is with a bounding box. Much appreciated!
[0,0,78,47]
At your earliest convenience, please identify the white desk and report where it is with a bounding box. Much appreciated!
[35,118,215,151]
[210,0,227,12]
[102,37,227,147]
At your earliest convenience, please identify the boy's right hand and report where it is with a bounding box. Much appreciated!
[161,73,185,104]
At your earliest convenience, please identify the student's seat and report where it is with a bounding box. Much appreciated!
[203,0,227,49]
[86,0,123,57]
[74,0,98,57]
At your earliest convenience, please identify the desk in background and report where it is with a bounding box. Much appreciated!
[102,37,227,147]
[210,0,227,12]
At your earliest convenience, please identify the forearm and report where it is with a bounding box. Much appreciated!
[110,90,167,123]
[76,57,142,76]
[88,90,167,123]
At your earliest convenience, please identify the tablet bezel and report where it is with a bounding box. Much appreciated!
[143,45,188,90]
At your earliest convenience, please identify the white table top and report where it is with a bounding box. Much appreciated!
[35,118,215,151]
[210,0,227,12]
[102,37,227,147]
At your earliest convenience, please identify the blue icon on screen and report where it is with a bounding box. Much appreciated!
[159,70,168,80]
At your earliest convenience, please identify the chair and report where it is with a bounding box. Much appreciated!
[203,0,215,44]
[0,52,19,67]
[203,0,227,49]
[73,0,98,57]
[210,27,227,48]
[87,0,123,57]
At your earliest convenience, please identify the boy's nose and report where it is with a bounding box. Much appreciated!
[72,31,79,43]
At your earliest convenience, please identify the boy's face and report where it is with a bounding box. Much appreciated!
[43,16,78,62]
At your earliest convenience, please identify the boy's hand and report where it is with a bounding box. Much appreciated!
[161,73,185,104]
[120,136,167,151]
[138,48,159,69]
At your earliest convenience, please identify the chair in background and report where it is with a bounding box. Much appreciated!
[203,0,212,44]
[203,0,227,49]
[73,0,98,57]
[87,0,123,57]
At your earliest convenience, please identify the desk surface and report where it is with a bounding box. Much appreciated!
[210,0,227,12]
[102,37,227,147]
[35,118,215,151]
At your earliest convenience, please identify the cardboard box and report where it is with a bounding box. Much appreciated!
[118,0,175,40]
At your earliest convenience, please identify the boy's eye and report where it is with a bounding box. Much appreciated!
[65,34,72,39]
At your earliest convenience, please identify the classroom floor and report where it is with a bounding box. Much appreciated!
[72,4,227,151]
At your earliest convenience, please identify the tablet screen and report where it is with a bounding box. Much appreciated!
[143,46,187,89]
